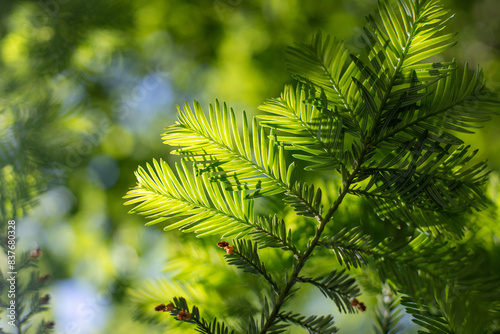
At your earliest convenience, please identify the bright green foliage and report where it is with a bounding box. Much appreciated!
[250,216,298,254]
[124,158,254,237]
[258,85,347,172]
[163,101,296,198]
[126,0,500,333]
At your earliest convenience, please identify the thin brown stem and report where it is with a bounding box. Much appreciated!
[258,150,367,334]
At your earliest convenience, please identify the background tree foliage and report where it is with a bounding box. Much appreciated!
[0,0,499,333]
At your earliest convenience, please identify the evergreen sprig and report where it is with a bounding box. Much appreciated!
[249,216,298,254]
[296,269,360,313]
[318,227,373,270]
[162,101,296,199]
[258,85,348,172]
[0,248,54,334]
[166,297,234,334]
[124,158,254,237]
[278,311,338,334]
[126,0,500,332]
[373,291,404,334]
[321,231,489,304]
[401,296,453,334]
[247,298,290,334]
[224,239,280,294]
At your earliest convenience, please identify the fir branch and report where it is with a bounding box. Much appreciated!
[257,149,367,334]
[352,143,490,236]
[161,101,323,218]
[374,65,498,148]
[361,0,457,141]
[284,182,324,220]
[124,159,254,237]
[258,85,347,172]
[401,297,454,334]
[373,291,404,334]
[0,249,54,334]
[278,311,338,334]
[285,32,361,131]
[354,190,467,236]
[166,297,235,334]
[296,269,360,313]
[127,0,500,333]
[18,291,51,327]
[318,227,373,270]
[249,216,298,255]
[247,298,290,334]
[163,101,292,197]
[225,240,280,294]
[320,230,488,306]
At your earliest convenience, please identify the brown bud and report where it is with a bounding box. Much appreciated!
[177,310,192,321]
[225,245,235,255]
[38,274,50,283]
[155,303,166,312]
[39,294,50,305]
[358,302,366,312]
[31,248,42,258]
[44,321,55,329]
[165,303,174,312]
[350,298,359,307]
[217,241,229,248]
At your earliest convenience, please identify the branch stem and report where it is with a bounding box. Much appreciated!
[258,150,367,333]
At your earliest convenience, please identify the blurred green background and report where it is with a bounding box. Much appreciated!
[0,0,499,333]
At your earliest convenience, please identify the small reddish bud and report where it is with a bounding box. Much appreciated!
[39,294,50,305]
[39,274,50,283]
[44,321,55,329]
[177,310,192,321]
[225,245,235,255]
[350,298,359,307]
[155,302,174,312]
[217,241,229,248]
[31,248,42,258]
[358,302,366,312]
[155,303,166,312]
